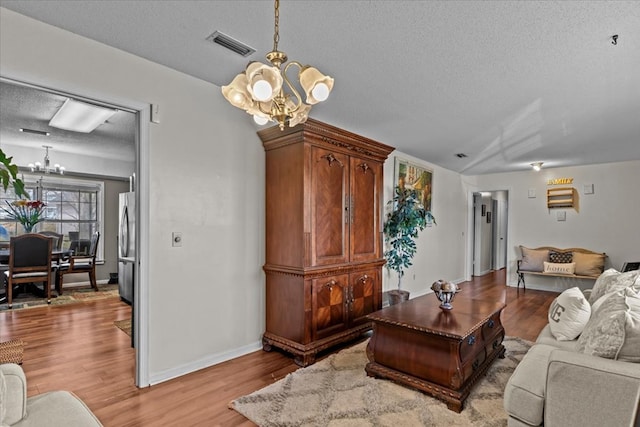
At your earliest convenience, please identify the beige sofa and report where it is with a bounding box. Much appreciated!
[504,269,640,427]
[0,363,102,426]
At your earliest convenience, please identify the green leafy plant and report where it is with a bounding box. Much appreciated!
[383,185,436,289]
[0,148,28,199]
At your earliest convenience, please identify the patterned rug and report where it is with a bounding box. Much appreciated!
[114,319,132,337]
[230,336,531,426]
[0,284,119,312]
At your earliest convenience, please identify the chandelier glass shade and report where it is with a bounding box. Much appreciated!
[222,0,334,130]
[29,145,65,175]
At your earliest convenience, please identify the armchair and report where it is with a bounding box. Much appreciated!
[56,231,100,295]
[3,234,53,309]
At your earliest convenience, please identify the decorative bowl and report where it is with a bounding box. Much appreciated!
[431,279,460,310]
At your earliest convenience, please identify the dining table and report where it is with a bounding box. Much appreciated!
[0,248,73,264]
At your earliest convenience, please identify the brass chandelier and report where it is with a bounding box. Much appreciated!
[221,0,334,130]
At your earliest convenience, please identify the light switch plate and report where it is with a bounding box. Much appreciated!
[528,189,536,198]
[556,211,566,221]
[583,183,594,195]
[151,104,160,124]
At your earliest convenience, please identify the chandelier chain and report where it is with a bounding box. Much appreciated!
[273,0,280,52]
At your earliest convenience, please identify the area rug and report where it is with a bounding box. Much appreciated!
[114,319,132,337]
[230,336,531,426]
[0,338,25,364]
[0,284,119,312]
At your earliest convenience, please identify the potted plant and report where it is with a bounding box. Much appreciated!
[0,149,28,198]
[383,185,435,305]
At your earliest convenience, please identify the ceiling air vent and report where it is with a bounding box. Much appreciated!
[207,31,255,57]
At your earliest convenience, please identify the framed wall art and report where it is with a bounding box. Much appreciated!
[394,157,433,213]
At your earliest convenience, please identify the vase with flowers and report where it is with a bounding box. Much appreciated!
[2,200,47,233]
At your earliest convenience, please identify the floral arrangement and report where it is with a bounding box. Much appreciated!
[2,199,47,233]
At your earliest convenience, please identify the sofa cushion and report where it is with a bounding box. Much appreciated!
[23,391,103,427]
[549,251,573,264]
[504,344,556,426]
[548,287,591,341]
[573,251,606,277]
[544,261,576,275]
[577,287,640,362]
[535,324,579,351]
[519,246,549,272]
[0,367,6,425]
[589,268,640,304]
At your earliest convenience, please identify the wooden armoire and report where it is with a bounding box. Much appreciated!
[258,118,394,366]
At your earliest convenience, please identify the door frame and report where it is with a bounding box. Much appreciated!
[0,74,150,387]
[465,187,512,284]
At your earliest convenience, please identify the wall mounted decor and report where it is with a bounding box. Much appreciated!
[394,157,433,214]
[547,187,576,208]
[486,211,492,224]
[481,204,486,216]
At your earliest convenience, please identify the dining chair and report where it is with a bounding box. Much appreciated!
[38,231,64,250]
[56,231,100,295]
[3,233,53,309]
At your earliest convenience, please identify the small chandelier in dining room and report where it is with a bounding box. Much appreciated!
[221,0,334,130]
[29,145,65,175]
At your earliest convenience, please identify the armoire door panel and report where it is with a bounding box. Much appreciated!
[312,274,348,340]
[310,147,349,266]
[349,269,379,327]
[350,157,380,262]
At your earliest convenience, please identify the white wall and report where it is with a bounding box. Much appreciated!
[1,8,264,384]
[466,160,640,291]
[382,151,468,298]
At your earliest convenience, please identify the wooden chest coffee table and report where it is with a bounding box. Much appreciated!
[365,294,505,412]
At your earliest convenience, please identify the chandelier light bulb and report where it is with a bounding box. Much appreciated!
[252,80,273,102]
[311,83,330,102]
[253,115,269,125]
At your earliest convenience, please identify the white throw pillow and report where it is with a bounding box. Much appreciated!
[548,287,591,341]
[544,261,576,275]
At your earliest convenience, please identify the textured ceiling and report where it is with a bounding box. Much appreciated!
[0,81,136,162]
[1,1,639,174]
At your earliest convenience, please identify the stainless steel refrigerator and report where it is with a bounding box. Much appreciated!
[118,192,135,306]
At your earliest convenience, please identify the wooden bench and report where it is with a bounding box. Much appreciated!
[517,246,607,289]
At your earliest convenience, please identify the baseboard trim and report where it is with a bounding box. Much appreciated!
[148,340,263,386]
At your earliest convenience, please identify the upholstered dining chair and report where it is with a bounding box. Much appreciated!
[56,231,100,295]
[4,233,53,309]
[38,231,64,250]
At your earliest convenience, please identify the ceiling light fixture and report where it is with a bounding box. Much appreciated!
[29,145,65,175]
[49,98,117,133]
[531,162,543,172]
[19,128,50,136]
[221,0,334,130]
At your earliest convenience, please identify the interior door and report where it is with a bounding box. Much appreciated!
[494,199,507,270]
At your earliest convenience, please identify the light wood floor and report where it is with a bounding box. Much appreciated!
[0,270,557,426]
